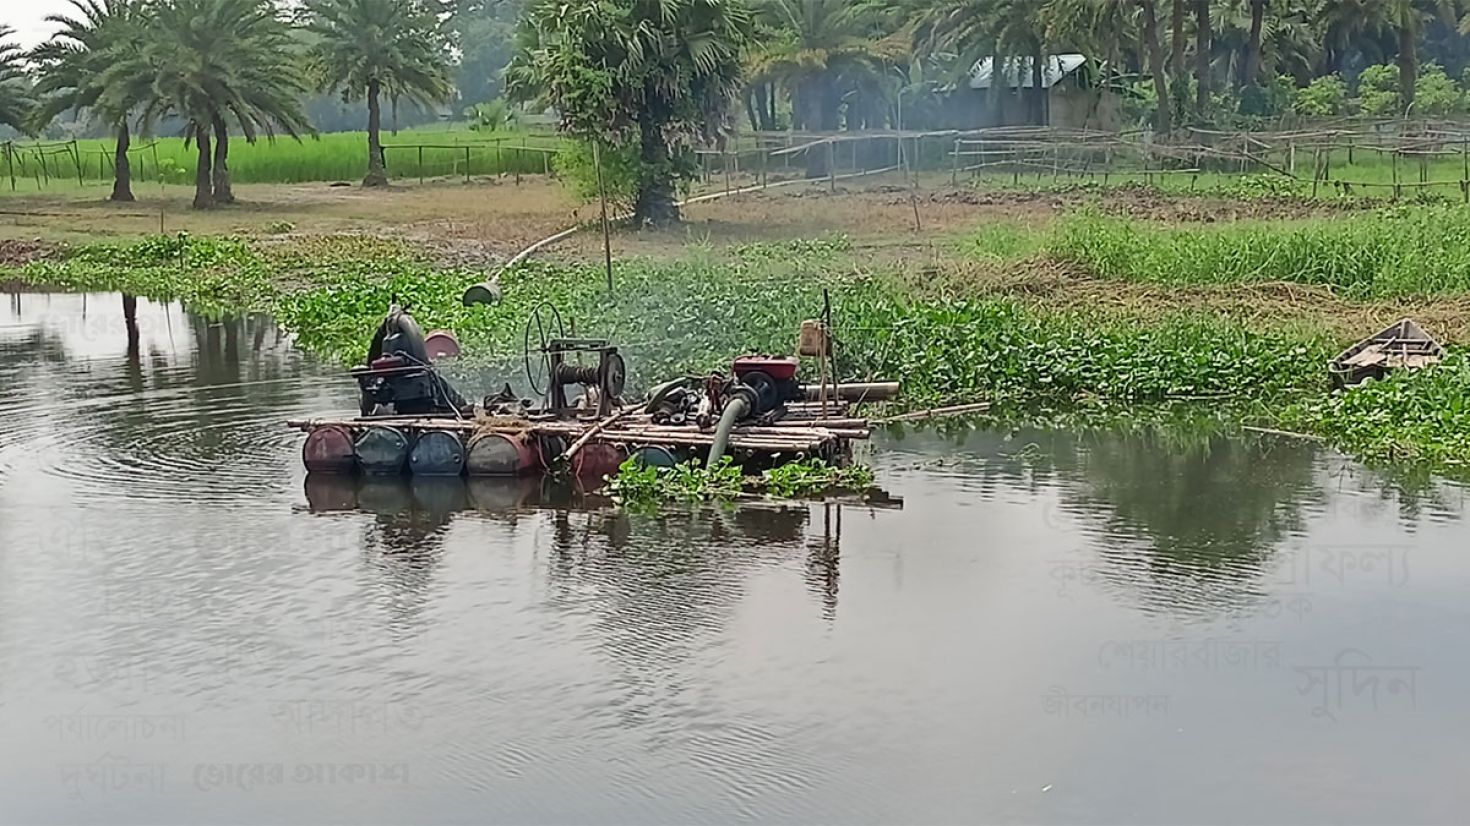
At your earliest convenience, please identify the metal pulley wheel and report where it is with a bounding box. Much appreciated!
[600,351,626,399]
[522,302,566,396]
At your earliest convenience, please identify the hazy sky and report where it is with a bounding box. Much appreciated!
[7,1,82,49]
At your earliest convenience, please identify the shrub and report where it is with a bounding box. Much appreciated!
[1294,75,1347,117]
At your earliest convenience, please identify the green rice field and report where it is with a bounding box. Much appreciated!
[0,127,564,192]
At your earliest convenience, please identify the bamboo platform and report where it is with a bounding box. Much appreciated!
[288,400,873,476]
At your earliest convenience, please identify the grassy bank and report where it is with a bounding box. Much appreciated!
[1047,205,1470,298]
[7,221,1470,473]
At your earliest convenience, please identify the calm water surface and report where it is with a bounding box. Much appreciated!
[2,291,1469,825]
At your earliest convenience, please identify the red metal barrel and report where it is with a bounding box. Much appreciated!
[571,441,625,481]
[302,424,356,473]
[466,432,540,476]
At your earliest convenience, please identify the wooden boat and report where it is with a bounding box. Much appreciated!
[1330,318,1444,389]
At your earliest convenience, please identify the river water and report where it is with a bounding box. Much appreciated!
[2,290,1468,825]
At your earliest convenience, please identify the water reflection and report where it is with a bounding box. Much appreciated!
[886,424,1334,620]
[303,473,850,625]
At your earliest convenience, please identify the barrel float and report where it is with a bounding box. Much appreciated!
[467,477,540,510]
[409,430,467,477]
[302,424,356,473]
[411,477,470,513]
[355,426,410,475]
[466,432,539,476]
[303,473,359,512]
[630,445,680,470]
[571,441,626,480]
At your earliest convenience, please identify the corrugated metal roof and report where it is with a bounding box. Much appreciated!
[969,54,1087,90]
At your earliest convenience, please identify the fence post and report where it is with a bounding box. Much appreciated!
[723,151,731,195]
[73,140,84,187]
[951,139,959,186]
[151,143,160,188]
[418,146,424,184]
[760,145,768,189]
[1392,148,1400,199]
[4,142,13,191]
[464,146,471,184]
[514,148,521,185]
[828,140,835,193]
[1312,149,1321,198]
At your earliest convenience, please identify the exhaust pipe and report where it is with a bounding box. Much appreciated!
[803,382,900,402]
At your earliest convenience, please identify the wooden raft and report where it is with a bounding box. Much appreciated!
[287,400,869,458]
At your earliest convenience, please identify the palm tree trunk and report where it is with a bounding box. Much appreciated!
[1032,52,1046,124]
[765,83,777,129]
[193,127,214,210]
[803,75,837,179]
[1244,0,1265,87]
[111,122,134,203]
[755,84,773,131]
[633,121,678,225]
[745,88,760,132]
[365,78,388,187]
[1140,0,1172,136]
[212,114,234,204]
[1194,0,1211,112]
[1398,24,1416,114]
[1169,0,1185,74]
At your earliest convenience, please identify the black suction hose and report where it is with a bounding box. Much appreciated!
[707,386,756,468]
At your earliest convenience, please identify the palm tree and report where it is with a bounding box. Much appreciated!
[1317,0,1390,74]
[137,0,312,208]
[1213,0,1317,88]
[0,27,33,135]
[1244,0,1266,85]
[30,0,151,202]
[1138,0,1172,133]
[1384,0,1462,112]
[1195,0,1211,110]
[1044,0,1138,83]
[748,0,905,176]
[507,0,753,225]
[304,0,453,187]
[1171,0,1186,71]
[919,0,1052,125]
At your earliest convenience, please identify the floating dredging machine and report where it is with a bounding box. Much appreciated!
[288,283,899,481]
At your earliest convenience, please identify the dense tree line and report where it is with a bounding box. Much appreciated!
[4,0,1470,218]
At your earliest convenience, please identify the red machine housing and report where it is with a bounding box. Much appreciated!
[731,355,801,414]
[732,355,799,381]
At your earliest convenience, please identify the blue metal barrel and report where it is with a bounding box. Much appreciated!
[409,430,467,476]
[355,426,410,475]
[630,445,680,469]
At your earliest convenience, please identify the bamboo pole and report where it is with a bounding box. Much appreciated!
[560,409,634,467]
[593,141,614,296]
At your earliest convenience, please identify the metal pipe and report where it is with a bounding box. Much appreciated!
[706,395,751,468]
[802,382,900,402]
